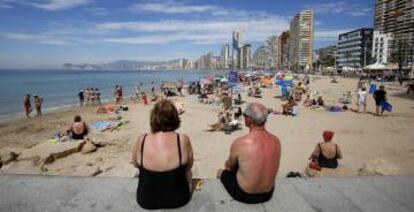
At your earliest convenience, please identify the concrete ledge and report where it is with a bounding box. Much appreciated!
[1,174,414,211]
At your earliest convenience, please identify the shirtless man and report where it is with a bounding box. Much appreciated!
[70,115,88,140]
[217,102,281,204]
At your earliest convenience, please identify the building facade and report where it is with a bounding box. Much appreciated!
[241,44,251,69]
[220,44,230,69]
[266,35,279,68]
[289,10,314,71]
[277,31,290,69]
[372,31,394,64]
[374,0,414,64]
[232,31,243,69]
[336,28,373,69]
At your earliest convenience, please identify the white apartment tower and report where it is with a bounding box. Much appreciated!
[372,31,394,64]
[289,10,314,71]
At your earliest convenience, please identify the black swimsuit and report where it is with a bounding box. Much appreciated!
[136,134,191,210]
[317,143,339,169]
[220,164,274,204]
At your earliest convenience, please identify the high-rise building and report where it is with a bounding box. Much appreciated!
[374,0,413,64]
[372,31,394,64]
[336,28,373,70]
[277,31,290,69]
[266,35,279,68]
[232,31,243,69]
[220,44,230,69]
[241,44,252,69]
[289,10,314,71]
[314,45,337,67]
[199,52,215,70]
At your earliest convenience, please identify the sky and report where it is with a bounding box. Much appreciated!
[0,0,374,69]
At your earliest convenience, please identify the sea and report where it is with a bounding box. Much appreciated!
[0,69,225,120]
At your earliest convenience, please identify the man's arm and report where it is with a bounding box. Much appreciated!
[224,141,239,171]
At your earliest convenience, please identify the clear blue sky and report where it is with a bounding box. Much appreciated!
[0,0,374,69]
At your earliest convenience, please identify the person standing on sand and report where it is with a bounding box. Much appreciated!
[96,88,101,105]
[34,94,43,117]
[373,85,387,116]
[78,90,84,107]
[23,94,31,118]
[217,102,281,204]
[357,87,367,113]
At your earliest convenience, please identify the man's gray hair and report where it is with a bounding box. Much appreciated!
[243,103,268,126]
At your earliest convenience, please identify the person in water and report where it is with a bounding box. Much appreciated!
[132,100,193,209]
[216,102,281,204]
[69,115,89,140]
[308,131,342,169]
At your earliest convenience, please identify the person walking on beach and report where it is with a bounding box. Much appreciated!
[373,85,387,116]
[132,100,193,209]
[217,102,281,204]
[34,94,43,117]
[78,90,84,107]
[357,87,367,113]
[23,94,31,118]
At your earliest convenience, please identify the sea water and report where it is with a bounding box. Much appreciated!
[0,69,224,120]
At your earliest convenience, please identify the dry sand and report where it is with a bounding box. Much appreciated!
[1,76,414,178]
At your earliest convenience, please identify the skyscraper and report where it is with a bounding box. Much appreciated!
[232,31,243,69]
[220,44,230,69]
[266,35,279,68]
[289,10,314,71]
[374,0,414,64]
[277,31,290,69]
[241,44,252,69]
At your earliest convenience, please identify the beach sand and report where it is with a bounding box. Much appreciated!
[1,76,414,178]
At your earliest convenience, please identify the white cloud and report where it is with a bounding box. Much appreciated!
[305,1,371,17]
[83,7,109,16]
[130,1,216,14]
[1,0,91,11]
[0,32,71,45]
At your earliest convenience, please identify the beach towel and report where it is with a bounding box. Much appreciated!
[381,101,392,112]
[90,121,115,130]
[327,106,345,113]
[369,84,377,94]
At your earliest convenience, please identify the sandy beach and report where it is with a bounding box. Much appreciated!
[1,76,414,179]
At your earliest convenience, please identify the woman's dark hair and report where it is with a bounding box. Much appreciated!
[74,115,82,122]
[150,100,180,133]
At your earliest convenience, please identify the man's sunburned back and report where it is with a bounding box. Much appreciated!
[235,130,281,193]
[319,143,337,159]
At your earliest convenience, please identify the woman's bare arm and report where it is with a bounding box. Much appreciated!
[309,144,320,160]
[131,135,143,168]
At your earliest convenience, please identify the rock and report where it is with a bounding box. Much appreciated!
[358,159,398,176]
[81,141,97,154]
[19,140,85,165]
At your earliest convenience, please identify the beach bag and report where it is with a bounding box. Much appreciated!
[369,84,377,94]
[381,101,392,112]
[309,161,321,171]
[292,106,299,116]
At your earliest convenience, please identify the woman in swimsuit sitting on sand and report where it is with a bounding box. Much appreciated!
[308,131,342,169]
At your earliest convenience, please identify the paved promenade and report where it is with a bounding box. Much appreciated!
[0,174,413,211]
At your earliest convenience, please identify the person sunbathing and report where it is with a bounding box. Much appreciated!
[175,100,185,115]
[308,131,342,169]
[69,115,89,140]
[303,95,313,107]
[282,96,297,115]
[96,104,118,113]
[208,110,232,131]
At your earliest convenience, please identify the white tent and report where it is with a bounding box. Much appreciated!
[364,63,388,70]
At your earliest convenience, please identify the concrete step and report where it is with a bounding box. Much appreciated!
[0,174,413,212]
